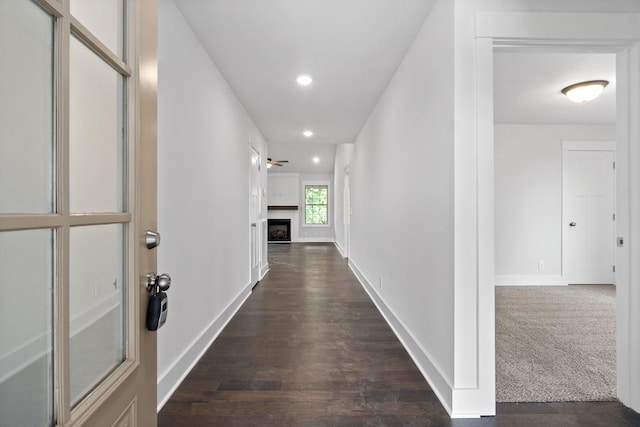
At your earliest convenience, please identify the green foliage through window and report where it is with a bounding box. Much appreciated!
[305,185,328,224]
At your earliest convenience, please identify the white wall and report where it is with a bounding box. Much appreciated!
[0,2,54,391]
[157,0,267,408]
[0,1,52,214]
[333,144,355,257]
[495,124,616,285]
[348,0,456,413]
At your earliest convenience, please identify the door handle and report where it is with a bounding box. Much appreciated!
[569,222,576,227]
[145,272,171,292]
[251,223,257,227]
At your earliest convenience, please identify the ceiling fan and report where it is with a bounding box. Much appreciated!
[267,158,288,168]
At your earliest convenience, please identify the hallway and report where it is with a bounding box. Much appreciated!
[158,243,640,426]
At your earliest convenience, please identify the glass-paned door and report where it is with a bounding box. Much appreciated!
[0,0,158,425]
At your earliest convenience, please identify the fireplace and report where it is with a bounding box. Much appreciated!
[268,219,291,242]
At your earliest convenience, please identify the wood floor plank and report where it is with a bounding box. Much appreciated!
[158,243,639,426]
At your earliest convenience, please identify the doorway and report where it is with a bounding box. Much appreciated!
[493,49,618,402]
[474,11,640,414]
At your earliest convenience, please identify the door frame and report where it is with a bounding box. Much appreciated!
[473,12,640,415]
[343,172,351,258]
[562,140,616,285]
[249,146,261,287]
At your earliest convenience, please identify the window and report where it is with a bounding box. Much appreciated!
[305,184,329,225]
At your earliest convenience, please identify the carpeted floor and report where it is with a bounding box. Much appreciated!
[496,285,616,403]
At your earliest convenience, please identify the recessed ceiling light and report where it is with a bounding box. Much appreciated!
[303,130,313,137]
[561,80,609,103]
[296,74,313,86]
[313,157,320,163]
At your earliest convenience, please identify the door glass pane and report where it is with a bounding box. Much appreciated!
[69,36,125,213]
[0,229,54,427]
[69,224,125,406]
[71,0,124,59]
[0,0,54,214]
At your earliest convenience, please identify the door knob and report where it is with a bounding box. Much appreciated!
[146,272,171,292]
[569,222,576,227]
[251,223,257,227]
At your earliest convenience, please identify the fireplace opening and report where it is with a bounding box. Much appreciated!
[268,219,291,242]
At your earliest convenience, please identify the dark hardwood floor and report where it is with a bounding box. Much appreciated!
[158,243,640,426]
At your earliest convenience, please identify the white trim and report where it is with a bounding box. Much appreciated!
[301,180,332,227]
[70,293,120,337]
[476,12,640,41]
[156,282,252,411]
[495,275,567,286]
[0,333,50,384]
[334,241,347,258]
[474,10,640,416]
[475,36,496,416]
[0,296,119,384]
[349,259,455,417]
[260,264,270,280]
[615,41,640,410]
[563,140,616,152]
[296,237,334,243]
[260,218,269,278]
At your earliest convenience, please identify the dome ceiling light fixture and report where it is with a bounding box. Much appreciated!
[296,74,313,86]
[303,130,313,137]
[561,80,609,103]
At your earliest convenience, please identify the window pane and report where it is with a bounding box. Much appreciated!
[305,185,328,224]
[0,229,54,427]
[0,1,54,214]
[69,224,125,406]
[71,0,124,59]
[69,36,125,213]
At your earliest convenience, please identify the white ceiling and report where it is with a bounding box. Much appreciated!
[172,0,437,173]
[172,2,617,174]
[267,142,336,174]
[494,51,616,125]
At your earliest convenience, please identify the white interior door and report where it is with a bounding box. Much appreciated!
[250,148,261,286]
[0,1,158,425]
[563,141,616,285]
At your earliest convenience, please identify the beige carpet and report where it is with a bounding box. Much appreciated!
[496,285,616,402]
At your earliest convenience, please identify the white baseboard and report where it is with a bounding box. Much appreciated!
[260,263,270,279]
[348,259,454,416]
[495,275,567,286]
[1,296,119,384]
[295,237,335,243]
[156,282,252,411]
[334,241,346,258]
[70,294,120,337]
[0,333,49,384]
